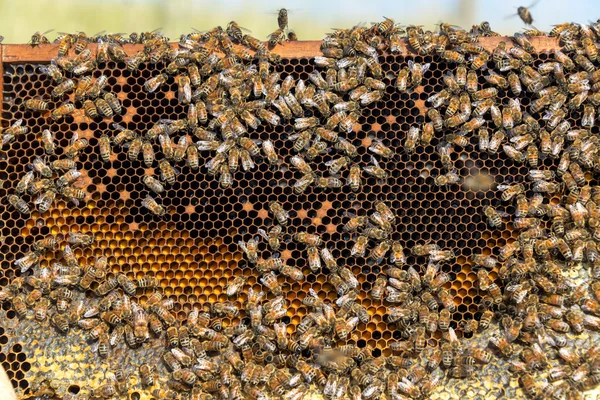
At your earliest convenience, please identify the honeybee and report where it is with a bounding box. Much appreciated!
[141,195,165,217]
[59,186,85,203]
[434,170,461,187]
[293,173,315,194]
[368,139,394,159]
[23,97,50,113]
[8,194,31,215]
[408,60,430,87]
[55,168,81,188]
[364,156,388,180]
[315,175,343,189]
[94,134,113,164]
[280,264,303,281]
[367,239,391,265]
[141,175,164,194]
[236,236,260,265]
[51,101,76,120]
[15,171,34,195]
[348,235,368,258]
[268,28,286,47]
[159,159,179,185]
[483,206,509,228]
[34,187,56,213]
[2,119,28,147]
[64,134,88,159]
[402,126,420,154]
[144,73,168,93]
[171,135,188,163]
[39,61,63,83]
[30,29,53,46]
[396,67,410,91]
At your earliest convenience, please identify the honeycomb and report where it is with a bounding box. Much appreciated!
[0,31,598,399]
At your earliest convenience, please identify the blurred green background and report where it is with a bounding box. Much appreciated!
[0,0,599,43]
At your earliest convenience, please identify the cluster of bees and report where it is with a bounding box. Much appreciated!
[8,5,600,400]
[5,127,87,215]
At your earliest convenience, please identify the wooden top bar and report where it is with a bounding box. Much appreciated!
[0,37,561,63]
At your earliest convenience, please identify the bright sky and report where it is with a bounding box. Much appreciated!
[0,0,598,43]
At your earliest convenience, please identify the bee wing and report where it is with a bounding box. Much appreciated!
[141,195,153,209]
[421,63,431,74]
[12,119,23,128]
[343,210,358,218]
[370,156,380,168]
[237,241,249,253]
[2,134,13,145]
[33,192,47,205]
[112,123,126,131]
[447,326,459,342]
[407,59,415,70]
[257,229,269,241]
